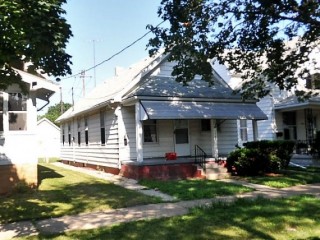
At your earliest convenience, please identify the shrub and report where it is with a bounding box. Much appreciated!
[227,140,295,176]
[227,148,269,176]
[312,131,320,157]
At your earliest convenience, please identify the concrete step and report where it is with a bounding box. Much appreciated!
[205,172,231,180]
[205,167,228,174]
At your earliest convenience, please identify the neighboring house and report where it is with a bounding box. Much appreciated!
[56,52,267,179]
[37,118,60,160]
[0,69,59,194]
[214,48,320,154]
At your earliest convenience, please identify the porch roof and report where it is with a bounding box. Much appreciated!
[140,100,268,120]
[274,96,320,111]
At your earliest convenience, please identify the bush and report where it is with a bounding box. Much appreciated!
[227,148,269,176]
[227,140,295,176]
[312,131,320,157]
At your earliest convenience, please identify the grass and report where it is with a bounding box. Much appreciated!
[138,179,253,200]
[21,195,320,240]
[244,166,320,188]
[0,163,161,224]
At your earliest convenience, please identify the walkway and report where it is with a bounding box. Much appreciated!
[1,163,320,239]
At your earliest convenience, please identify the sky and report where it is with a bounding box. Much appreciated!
[43,0,164,113]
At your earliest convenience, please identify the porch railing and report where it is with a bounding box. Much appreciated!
[295,140,315,155]
[195,145,207,172]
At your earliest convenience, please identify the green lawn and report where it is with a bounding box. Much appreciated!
[138,178,253,200]
[0,163,161,224]
[22,195,320,240]
[244,166,320,188]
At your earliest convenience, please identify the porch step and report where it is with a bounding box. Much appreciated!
[205,172,231,180]
[200,161,231,180]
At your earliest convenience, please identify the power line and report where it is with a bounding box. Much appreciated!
[61,20,166,81]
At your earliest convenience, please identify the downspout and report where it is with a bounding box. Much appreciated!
[37,99,50,112]
[37,92,54,111]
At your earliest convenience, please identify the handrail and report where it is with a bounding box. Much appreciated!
[195,145,207,172]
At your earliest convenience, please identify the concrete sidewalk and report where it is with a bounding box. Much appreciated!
[1,164,320,239]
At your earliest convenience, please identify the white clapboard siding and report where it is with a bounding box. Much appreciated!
[217,120,238,156]
[157,61,176,77]
[121,106,137,160]
[143,120,175,158]
[60,109,119,168]
[255,96,275,140]
[189,120,212,155]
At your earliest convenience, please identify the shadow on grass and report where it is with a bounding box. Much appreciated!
[38,164,64,185]
[0,164,160,225]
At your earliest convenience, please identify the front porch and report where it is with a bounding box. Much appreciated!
[274,96,320,157]
[120,156,228,180]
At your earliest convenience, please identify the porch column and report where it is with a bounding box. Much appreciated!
[135,102,143,162]
[252,120,258,141]
[211,119,218,158]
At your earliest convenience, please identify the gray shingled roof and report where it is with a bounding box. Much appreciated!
[274,95,320,110]
[125,76,241,100]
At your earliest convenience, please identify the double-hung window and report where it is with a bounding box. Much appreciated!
[239,119,248,142]
[143,120,158,143]
[77,119,81,146]
[85,117,89,146]
[8,93,27,131]
[100,111,106,145]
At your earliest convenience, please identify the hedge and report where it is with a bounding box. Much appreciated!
[227,140,295,176]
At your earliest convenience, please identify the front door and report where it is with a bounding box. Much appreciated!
[174,120,190,156]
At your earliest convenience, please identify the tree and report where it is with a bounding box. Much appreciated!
[0,0,72,91]
[38,102,72,125]
[148,0,320,99]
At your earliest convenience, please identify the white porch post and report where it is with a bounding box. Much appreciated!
[135,102,143,162]
[252,120,258,141]
[211,119,218,159]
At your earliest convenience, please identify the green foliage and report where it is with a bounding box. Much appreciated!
[148,0,320,99]
[38,102,71,125]
[227,140,295,176]
[0,0,72,90]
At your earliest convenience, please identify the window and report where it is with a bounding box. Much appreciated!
[143,120,158,143]
[62,127,65,146]
[201,119,211,131]
[0,93,3,132]
[77,119,81,146]
[239,119,248,142]
[68,123,71,146]
[8,93,27,130]
[100,111,106,145]
[85,117,89,146]
[306,73,320,90]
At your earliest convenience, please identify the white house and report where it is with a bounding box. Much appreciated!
[37,117,60,160]
[214,45,320,155]
[56,52,267,179]
[0,69,59,194]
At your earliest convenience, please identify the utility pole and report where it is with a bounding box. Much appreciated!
[79,70,92,97]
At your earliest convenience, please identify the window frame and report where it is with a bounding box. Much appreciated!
[100,111,106,146]
[77,119,81,146]
[239,119,248,142]
[143,120,158,143]
[8,92,28,131]
[84,117,89,146]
